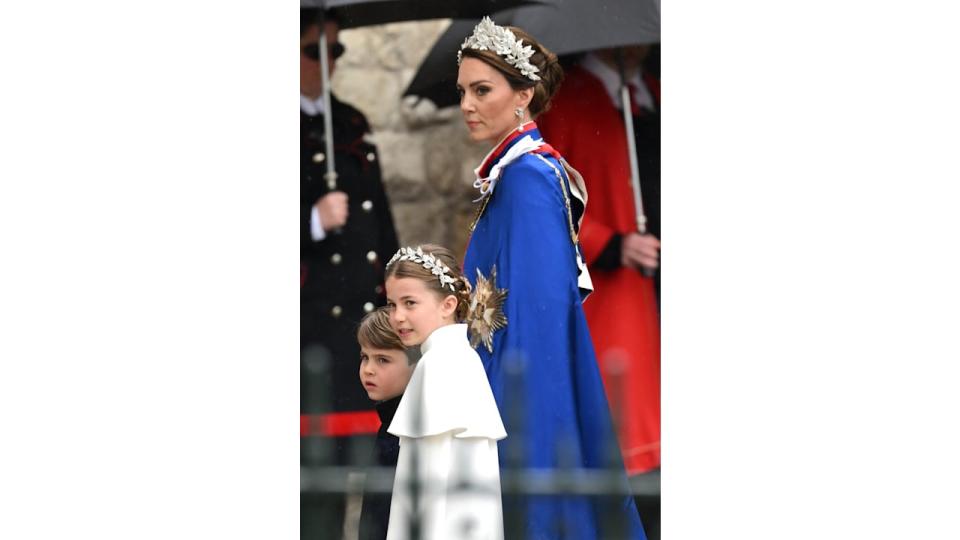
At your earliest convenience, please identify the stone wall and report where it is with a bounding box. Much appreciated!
[334,20,486,260]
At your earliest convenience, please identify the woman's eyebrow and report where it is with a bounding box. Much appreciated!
[458,80,493,88]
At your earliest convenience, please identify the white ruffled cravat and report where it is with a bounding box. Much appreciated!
[472,135,545,202]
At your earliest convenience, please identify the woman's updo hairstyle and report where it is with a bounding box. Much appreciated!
[459,26,564,117]
[384,244,472,322]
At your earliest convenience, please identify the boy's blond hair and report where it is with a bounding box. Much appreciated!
[357,307,404,352]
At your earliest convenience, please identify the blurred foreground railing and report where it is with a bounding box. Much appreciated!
[301,344,660,539]
[301,465,659,497]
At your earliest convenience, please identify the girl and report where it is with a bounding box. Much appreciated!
[383,244,506,540]
[456,17,647,539]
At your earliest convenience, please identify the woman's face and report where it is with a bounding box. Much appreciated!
[457,57,532,144]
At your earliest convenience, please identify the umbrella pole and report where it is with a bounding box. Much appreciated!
[615,50,647,235]
[317,13,338,190]
[616,50,656,278]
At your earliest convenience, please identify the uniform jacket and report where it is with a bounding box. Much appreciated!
[301,94,400,415]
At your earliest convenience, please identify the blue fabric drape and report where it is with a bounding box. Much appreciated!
[464,128,646,539]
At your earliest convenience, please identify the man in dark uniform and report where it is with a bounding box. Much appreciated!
[300,8,400,539]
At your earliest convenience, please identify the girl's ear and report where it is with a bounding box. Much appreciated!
[441,294,458,319]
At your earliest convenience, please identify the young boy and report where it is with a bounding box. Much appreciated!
[356,307,416,540]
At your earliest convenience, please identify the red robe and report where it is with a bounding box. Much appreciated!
[539,65,661,474]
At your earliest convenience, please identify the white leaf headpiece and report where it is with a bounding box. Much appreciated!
[457,16,541,82]
[386,246,457,292]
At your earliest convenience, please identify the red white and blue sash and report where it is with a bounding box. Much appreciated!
[472,121,593,294]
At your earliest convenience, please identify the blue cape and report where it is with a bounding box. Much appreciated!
[464,126,646,539]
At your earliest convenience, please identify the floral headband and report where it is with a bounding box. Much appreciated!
[386,246,456,291]
[457,16,541,81]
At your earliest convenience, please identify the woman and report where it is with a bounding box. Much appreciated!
[457,17,647,540]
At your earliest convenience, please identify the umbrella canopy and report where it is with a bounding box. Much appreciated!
[300,0,549,29]
[405,0,660,108]
[301,0,545,187]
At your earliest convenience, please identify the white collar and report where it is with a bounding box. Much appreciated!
[300,94,326,116]
[581,53,654,112]
[472,133,544,202]
[420,324,468,355]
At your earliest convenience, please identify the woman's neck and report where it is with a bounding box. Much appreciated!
[486,120,535,148]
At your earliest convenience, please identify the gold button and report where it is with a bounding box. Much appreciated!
[366,152,376,162]
[331,305,342,318]
[331,253,342,265]
[361,200,373,212]
[366,251,377,263]
[363,302,375,313]
[312,152,325,163]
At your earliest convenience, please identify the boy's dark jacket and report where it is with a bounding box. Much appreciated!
[358,395,402,540]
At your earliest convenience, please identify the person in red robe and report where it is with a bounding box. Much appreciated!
[538,46,661,475]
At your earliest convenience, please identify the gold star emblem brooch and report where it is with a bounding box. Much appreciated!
[467,265,508,353]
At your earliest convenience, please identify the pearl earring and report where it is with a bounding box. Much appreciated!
[515,107,525,130]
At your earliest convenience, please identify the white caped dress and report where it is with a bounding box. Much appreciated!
[386,323,507,540]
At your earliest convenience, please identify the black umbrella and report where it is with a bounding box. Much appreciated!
[302,0,550,29]
[301,0,547,189]
[404,0,659,109]
[404,0,660,245]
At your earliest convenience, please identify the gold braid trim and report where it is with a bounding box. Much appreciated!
[531,153,579,245]
[469,193,491,232]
